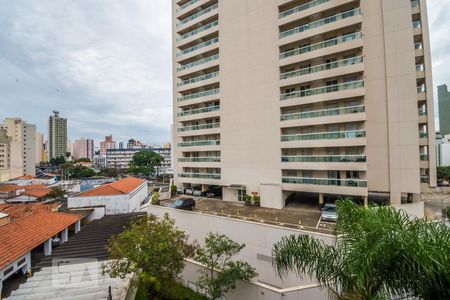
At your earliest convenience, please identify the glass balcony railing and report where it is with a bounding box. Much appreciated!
[421,175,429,183]
[178,105,220,117]
[416,64,424,72]
[281,105,365,121]
[179,172,221,179]
[280,32,362,59]
[177,0,200,13]
[177,3,218,26]
[420,154,429,161]
[280,80,364,101]
[178,157,221,163]
[281,130,366,142]
[178,71,219,87]
[279,0,329,18]
[177,20,219,42]
[282,176,368,187]
[177,54,219,72]
[280,56,363,80]
[413,20,422,28]
[178,140,220,147]
[418,108,427,116]
[178,88,219,102]
[281,155,366,163]
[419,131,428,138]
[411,0,419,8]
[417,85,426,93]
[279,8,361,39]
[177,37,219,57]
[415,42,423,50]
[178,123,220,132]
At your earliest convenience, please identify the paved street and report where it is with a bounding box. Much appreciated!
[422,191,450,220]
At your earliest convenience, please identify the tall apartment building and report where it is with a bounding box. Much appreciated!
[100,135,116,156]
[35,132,44,164]
[0,118,36,177]
[73,138,94,160]
[438,84,450,136]
[48,111,68,159]
[172,0,436,208]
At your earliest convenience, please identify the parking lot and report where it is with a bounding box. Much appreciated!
[160,197,336,234]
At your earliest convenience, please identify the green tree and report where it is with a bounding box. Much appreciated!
[50,155,66,166]
[74,158,91,163]
[103,214,197,295]
[437,166,450,181]
[98,168,120,178]
[45,187,65,199]
[273,199,450,300]
[195,233,258,300]
[129,150,163,177]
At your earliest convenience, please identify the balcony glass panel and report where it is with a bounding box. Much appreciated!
[177,54,219,72]
[178,88,220,102]
[178,72,219,87]
[280,56,363,80]
[421,175,429,183]
[177,0,200,13]
[179,172,221,179]
[413,20,421,28]
[177,37,219,57]
[178,3,218,26]
[281,105,365,121]
[419,131,428,138]
[280,32,362,59]
[177,20,219,42]
[279,0,329,18]
[178,105,220,117]
[178,123,220,132]
[281,155,366,163]
[178,157,221,162]
[279,8,361,39]
[178,140,220,147]
[282,176,367,187]
[280,80,364,100]
[420,154,429,161]
[418,108,427,116]
[281,130,366,142]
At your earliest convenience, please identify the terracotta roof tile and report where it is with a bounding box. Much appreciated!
[0,203,61,219]
[22,185,46,190]
[22,188,52,198]
[0,211,81,269]
[0,185,22,193]
[74,177,145,197]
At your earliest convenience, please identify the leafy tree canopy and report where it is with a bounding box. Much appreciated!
[50,156,66,166]
[273,199,450,300]
[45,187,65,199]
[129,150,163,177]
[437,166,450,181]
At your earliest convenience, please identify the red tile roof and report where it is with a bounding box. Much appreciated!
[74,177,146,197]
[22,188,52,198]
[22,185,46,190]
[0,203,61,219]
[0,185,22,193]
[0,211,81,269]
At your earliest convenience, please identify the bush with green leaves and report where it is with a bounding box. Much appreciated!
[273,199,450,300]
[195,233,257,300]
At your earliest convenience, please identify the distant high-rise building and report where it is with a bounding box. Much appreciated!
[35,132,44,164]
[48,111,68,159]
[119,142,124,149]
[1,118,36,177]
[172,0,436,207]
[100,135,116,156]
[127,139,144,149]
[73,138,95,160]
[438,84,450,136]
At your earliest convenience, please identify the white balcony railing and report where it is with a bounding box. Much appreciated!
[280,80,364,101]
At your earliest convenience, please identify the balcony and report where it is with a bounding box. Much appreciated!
[411,0,419,8]
[420,154,429,161]
[178,140,220,147]
[419,131,428,138]
[178,88,219,102]
[178,122,220,132]
[280,80,364,101]
[279,8,361,39]
[178,157,221,162]
[176,0,200,13]
[177,3,218,27]
[280,32,362,59]
[418,107,427,116]
[177,37,219,57]
[281,130,366,142]
[279,0,330,18]
[178,71,219,87]
[281,105,365,121]
[177,54,219,72]
[281,155,366,163]
[177,20,219,42]
[421,175,429,183]
[179,172,221,179]
[282,176,367,187]
[178,105,220,117]
[280,56,363,80]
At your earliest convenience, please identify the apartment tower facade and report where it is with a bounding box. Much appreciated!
[172,0,436,208]
[438,84,450,136]
[48,111,68,159]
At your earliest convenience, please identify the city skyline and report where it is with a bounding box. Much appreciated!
[0,0,449,143]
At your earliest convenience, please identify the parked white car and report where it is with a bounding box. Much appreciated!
[185,188,193,195]
[193,190,202,197]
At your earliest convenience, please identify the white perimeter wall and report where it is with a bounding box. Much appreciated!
[147,205,333,291]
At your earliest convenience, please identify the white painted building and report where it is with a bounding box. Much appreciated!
[68,177,148,215]
[436,134,450,167]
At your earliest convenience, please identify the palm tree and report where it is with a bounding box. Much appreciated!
[272,200,450,300]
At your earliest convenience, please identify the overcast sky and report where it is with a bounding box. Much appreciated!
[0,0,449,144]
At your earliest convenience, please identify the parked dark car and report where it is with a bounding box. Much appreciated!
[170,198,196,211]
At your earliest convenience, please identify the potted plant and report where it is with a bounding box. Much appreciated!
[252,194,261,207]
[170,185,177,196]
[151,192,160,205]
[243,194,252,206]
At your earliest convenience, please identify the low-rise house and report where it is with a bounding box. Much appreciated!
[7,188,52,203]
[0,185,24,202]
[0,203,61,224]
[0,211,82,294]
[68,177,147,215]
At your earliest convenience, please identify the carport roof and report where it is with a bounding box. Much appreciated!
[0,211,81,270]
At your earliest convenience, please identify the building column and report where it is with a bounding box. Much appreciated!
[363,196,368,207]
[44,238,52,256]
[74,220,81,233]
[319,193,324,205]
[61,228,68,243]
